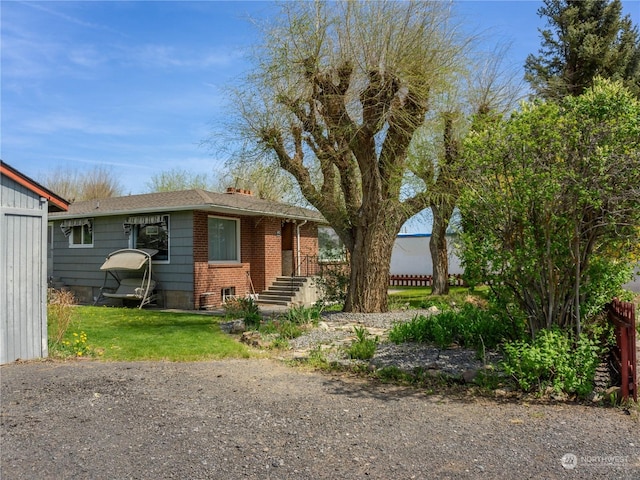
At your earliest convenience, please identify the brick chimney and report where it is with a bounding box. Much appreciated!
[226,187,253,196]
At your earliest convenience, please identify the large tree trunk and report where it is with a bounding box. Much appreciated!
[429,113,459,296]
[430,201,455,295]
[344,220,397,313]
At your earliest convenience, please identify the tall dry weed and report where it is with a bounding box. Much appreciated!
[48,288,77,344]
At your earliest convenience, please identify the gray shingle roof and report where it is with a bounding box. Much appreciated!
[48,189,326,223]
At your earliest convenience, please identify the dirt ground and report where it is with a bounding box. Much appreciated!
[1,358,639,480]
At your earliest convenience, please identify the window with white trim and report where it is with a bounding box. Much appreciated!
[125,214,170,262]
[61,218,93,248]
[208,216,240,263]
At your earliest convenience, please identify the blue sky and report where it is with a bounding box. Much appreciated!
[2,1,639,204]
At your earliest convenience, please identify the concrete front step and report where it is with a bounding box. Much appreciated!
[267,286,300,294]
[258,291,293,300]
[256,298,290,306]
[257,277,310,307]
[271,280,306,288]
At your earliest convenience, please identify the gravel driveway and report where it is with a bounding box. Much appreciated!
[1,358,638,480]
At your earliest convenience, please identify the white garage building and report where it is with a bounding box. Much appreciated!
[390,233,463,276]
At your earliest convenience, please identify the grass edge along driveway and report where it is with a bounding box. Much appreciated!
[56,306,252,362]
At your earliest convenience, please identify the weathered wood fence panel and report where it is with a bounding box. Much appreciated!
[305,256,468,288]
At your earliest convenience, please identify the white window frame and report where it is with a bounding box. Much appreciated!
[68,222,94,248]
[208,215,240,264]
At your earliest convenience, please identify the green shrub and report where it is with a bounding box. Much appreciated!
[315,263,350,305]
[388,304,519,351]
[270,337,290,350]
[275,320,304,339]
[580,256,635,320]
[306,345,330,369]
[388,314,427,344]
[346,326,378,360]
[222,297,262,329]
[223,296,260,319]
[259,318,304,340]
[282,304,323,326]
[501,328,603,398]
[243,311,262,330]
[258,305,323,342]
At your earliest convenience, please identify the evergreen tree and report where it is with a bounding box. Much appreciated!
[525,0,640,99]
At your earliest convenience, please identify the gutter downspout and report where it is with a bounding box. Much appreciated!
[296,220,308,276]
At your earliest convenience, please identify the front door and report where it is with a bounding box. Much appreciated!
[281,222,294,276]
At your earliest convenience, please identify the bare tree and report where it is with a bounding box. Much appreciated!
[80,165,124,200]
[42,165,122,202]
[232,1,470,312]
[145,168,213,192]
[411,45,524,295]
[213,161,302,204]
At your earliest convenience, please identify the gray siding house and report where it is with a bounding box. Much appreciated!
[49,188,325,310]
[1,161,69,364]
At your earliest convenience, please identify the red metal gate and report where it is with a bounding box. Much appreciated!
[389,274,466,287]
[606,299,637,402]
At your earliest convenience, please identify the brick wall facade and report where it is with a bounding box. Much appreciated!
[193,211,249,309]
[245,216,282,294]
[294,221,319,275]
[192,211,319,309]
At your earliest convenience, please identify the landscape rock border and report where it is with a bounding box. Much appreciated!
[226,309,503,384]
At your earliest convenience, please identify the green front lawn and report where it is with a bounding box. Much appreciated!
[55,306,252,361]
[388,285,489,309]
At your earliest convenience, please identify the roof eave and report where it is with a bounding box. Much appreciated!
[205,204,326,223]
[49,203,326,223]
[49,204,203,219]
[1,161,70,211]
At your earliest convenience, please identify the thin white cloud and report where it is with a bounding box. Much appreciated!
[123,43,244,70]
[67,45,108,68]
[22,2,129,38]
[3,4,246,84]
[23,113,148,136]
[1,23,106,80]
[1,32,59,79]
[37,155,148,172]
